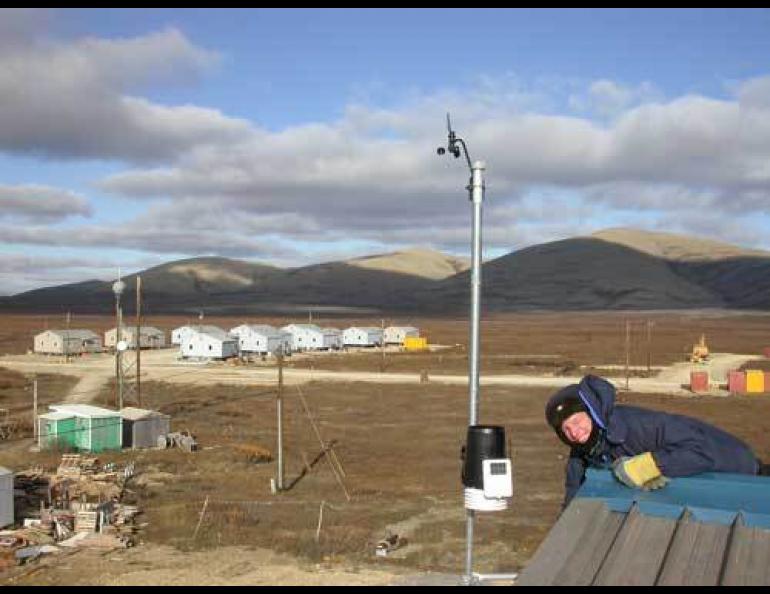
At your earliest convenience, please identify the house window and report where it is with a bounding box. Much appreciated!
[208,345,212,351]
[189,344,193,350]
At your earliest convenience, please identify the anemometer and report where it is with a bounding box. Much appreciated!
[437,114,516,585]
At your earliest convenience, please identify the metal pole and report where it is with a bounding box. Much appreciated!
[136,275,142,407]
[277,346,285,491]
[465,160,485,584]
[115,293,122,409]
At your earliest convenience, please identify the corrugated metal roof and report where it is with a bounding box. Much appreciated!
[238,324,287,338]
[283,324,323,333]
[187,326,234,341]
[49,404,120,418]
[345,326,383,333]
[119,407,169,420]
[517,469,770,586]
[39,329,99,339]
[38,411,73,421]
[109,326,164,336]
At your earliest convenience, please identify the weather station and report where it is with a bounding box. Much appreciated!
[437,115,516,586]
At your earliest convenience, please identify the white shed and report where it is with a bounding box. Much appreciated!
[322,327,344,350]
[180,327,238,359]
[105,326,166,349]
[34,330,102,355]
[120,407,171,449]
[343,326,383,347]
[0,467,13,528]
[384,326,420,345]
[230,324,292,355]
[281,324,336,351]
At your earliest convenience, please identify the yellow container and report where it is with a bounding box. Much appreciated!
[746,370,765,393]
[403,336,428,351]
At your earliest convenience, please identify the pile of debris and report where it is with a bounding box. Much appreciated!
[157,431,198,452]
[1,454,141,569]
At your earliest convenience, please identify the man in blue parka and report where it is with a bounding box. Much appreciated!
[546,374,767,508]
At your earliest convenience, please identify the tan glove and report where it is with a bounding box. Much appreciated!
[641,474,670,491]
[612,452,664,488]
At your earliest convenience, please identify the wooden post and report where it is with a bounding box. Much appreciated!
[315,500,325,543]
[646,319,653,375]
[192,495,209,541]
[136,275,142,407]
[276,346,285,491]
[625,320,631,390]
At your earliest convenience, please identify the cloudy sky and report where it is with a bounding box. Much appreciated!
[2,8,770,295]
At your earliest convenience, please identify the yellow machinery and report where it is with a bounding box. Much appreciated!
[403,336,428,352]
[690,334,710,364]
[746,370,765,394]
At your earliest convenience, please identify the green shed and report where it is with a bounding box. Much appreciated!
[38,411,77,450]
[39,405,122,453]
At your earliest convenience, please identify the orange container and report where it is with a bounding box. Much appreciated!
[728,371,746,394]
[690,371,709,393]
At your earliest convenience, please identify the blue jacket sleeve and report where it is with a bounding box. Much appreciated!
[563,455,586,509]
[650,419,716,477]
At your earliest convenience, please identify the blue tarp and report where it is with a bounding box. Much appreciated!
[576,468,770,528]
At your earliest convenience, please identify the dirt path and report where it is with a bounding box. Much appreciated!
[0,350,761,404]
[4,545,403,586]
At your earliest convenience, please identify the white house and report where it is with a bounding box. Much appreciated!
[343,326,383,347]
[105,326,166,349]
[282,324,341,351]
[322,327,344,350]
[230,324,292,355]
[172,325,225,346]
[384,326,420,345]
[180,326,238,359]
[34,330,102,355]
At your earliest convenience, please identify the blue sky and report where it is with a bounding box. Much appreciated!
[2,8,770,294]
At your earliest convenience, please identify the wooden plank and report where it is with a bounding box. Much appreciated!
[592,506,678,586]
[552,508,626,585]
[516,499,609,586]
[656,516,731,586]
[721,523,770,586]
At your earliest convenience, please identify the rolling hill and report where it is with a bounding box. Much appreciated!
[2,230,769,314]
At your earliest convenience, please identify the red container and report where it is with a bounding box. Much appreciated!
[763,347,770,359]
[690,371,709,393]
[728,371,747,394]
[765,372,770,394]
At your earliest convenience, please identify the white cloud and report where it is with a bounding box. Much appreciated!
[0,184,91,222]
[0,26,252,162]
[2,13,770,280]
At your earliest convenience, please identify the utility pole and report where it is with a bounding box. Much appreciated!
[380,318,386,373]
[646,319,653,375]
[64,311,71,363]
[136,275,142,407]
[113,272,126,410]
[625,320,631,390]
[32,376,38,441]
[276,345,285,491]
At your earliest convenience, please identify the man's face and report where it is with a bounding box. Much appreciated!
[561,412,593,444]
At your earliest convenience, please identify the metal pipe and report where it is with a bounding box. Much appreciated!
[465,160,486,585]
[468,160,485,426]
[473,572,519,583]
